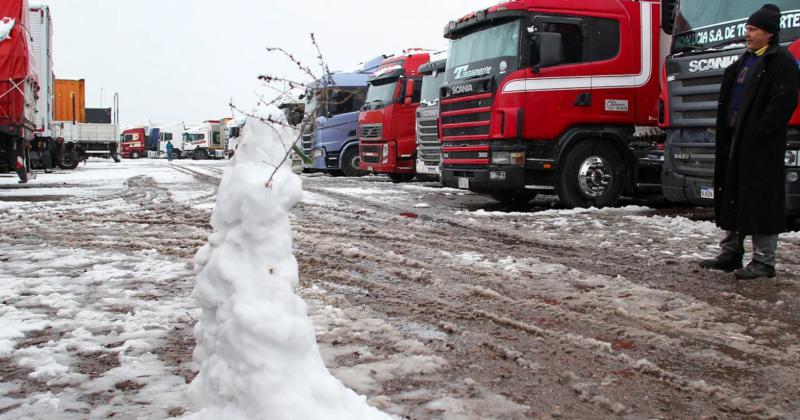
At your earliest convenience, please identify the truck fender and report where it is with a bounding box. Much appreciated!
[554,126,638,193]
[339,140,360,159]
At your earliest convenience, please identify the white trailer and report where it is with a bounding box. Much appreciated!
[29,3,53,138]
[53,122,119,162]
[182,121,225,159]
[27,3,57,170]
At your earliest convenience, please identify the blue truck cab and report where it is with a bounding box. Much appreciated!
[302,56,384,176]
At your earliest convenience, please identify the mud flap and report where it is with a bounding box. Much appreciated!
[16,155,29,183]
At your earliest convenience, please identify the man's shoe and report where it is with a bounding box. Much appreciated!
[699,253,743,272]
[734,261,776,280]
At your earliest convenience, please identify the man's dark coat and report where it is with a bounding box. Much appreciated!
[714,44,800,235]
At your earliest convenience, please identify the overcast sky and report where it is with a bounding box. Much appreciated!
[44,0,495,126]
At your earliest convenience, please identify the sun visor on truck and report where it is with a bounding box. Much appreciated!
[443,9,527,39]
[419,59,447,75]
[369,65,405,83]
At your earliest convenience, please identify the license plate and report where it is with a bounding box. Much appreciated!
[427,167,437,174]
[367,166,374,172]
[700,186,714,199]
[458,177,469,189]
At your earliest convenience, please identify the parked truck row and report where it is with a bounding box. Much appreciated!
[119,118,244,161]
[295,0,799,216]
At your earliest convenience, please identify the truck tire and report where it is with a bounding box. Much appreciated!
[387,173,415,183]
[193,149,208,160]
[491,190,537,205]
[58,151,80,170]
[131,151,141,159]
[340,147,365,177]
[556,140,624,208]
[173,150,182,160]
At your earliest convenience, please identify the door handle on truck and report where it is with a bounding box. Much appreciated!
[574,92,592,107]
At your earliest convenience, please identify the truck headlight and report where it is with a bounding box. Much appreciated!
[382,144,389,158]
[311,148,325,159]
[492,151,525,166]
[786,150,798,167]
[492,152,510,165]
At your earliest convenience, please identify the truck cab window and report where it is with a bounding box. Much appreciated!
[540,22,584,64]
[586,18,620,62]
[411,78,422,104]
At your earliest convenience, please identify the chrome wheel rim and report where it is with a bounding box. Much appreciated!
[578,156,612,198]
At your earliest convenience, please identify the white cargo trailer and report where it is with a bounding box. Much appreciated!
[53,122,120,161]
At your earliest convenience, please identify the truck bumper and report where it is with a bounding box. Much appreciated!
[310,148,345,172]
[416,159,440,176]
[441,165,526,193]
[661,168,714,206]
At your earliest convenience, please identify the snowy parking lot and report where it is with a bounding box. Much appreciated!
[1,159,800,419]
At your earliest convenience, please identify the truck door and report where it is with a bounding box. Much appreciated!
[517,16,593,141]
[587,12,638,125]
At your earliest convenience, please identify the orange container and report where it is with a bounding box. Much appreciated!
[54,79,86,123]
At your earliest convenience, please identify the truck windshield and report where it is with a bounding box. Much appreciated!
[327,87,368,116]
[184,133,204,142]
[420,71,445,107]
[365,80,398,105]
[447,20,520,76]
[673,0,800,52]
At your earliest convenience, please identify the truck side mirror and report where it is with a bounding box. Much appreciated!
[533,32,563,69]
[404,79,415,105]
[661,0,677,35]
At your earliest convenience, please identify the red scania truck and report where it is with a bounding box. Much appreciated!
[359,50,431,182]
[439,0,666,207]
[0,0,37,182]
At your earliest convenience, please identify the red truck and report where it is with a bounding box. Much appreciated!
[440,0,665,207]
[0,0,37,182]
[359,50,431,182]
[120,127,148,159]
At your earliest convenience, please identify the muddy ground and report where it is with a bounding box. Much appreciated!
[1,161,799,419]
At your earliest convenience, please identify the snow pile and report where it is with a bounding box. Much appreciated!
[0,17,14,42]
[188,108,390,420]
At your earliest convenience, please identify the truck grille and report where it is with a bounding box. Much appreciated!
[668,71,724,128]
[302,133,312,155]
[669,142,716,177]
[440,93,493,142]
[360,144,381,164]
[360,124,383,141]
[416,108,440,166]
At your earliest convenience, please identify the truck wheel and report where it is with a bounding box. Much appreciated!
[387,173,415,183]
[491,190,537,205]
[173,150,182,160]
[131,151,140,159]
[340,147,365,177]
[556,140,623,208]
[58,151,80,170]
[193,149,208,160]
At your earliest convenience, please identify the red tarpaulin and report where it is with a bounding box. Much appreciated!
[0,0,37,129]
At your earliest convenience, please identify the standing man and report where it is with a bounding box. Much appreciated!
[166,140,174,162]
[700,4,800,279]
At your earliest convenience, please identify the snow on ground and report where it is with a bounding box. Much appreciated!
[1,158,799,418]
